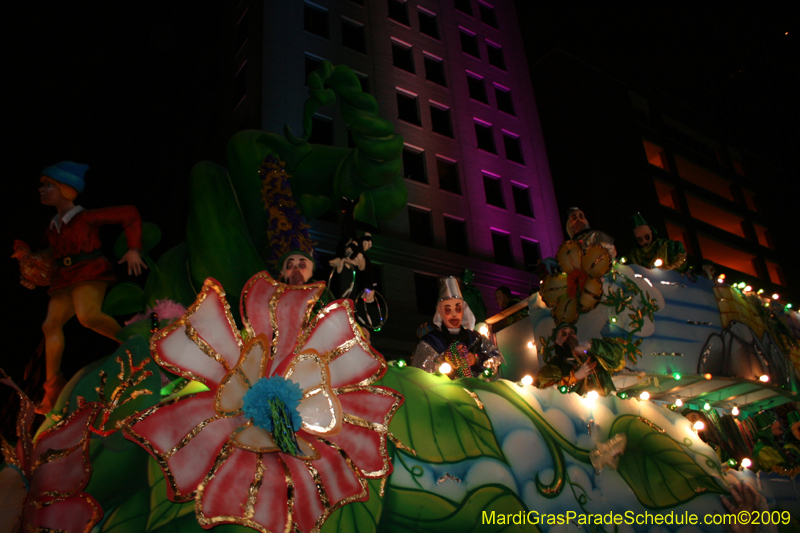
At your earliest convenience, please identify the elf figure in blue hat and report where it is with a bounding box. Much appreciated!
[16,161,147,414]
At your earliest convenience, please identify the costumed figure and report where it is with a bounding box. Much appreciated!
[783,411,800,463]
[536,323,623,396]
[494,285,529,328]
[565,207,616,259]
[750,410,791,474]
[260,156,335,311]
[412,276,503,380]
[681,409,731,463]
[460,269,487,324]
[16,161,147,414]
[628,212,687,271]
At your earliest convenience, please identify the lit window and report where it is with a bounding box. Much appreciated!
[460,28,480,58]
[675,156,733,201]
[643,140,669,170]
[754,224,773,249]
[503,132,524,164]
[495,85,514,115]
[341,18,366,53]
[491,229,513,265]
[697,234,757,277]
[387,0,409,26]
[653,179,680,211]
[686,195,745,238]
[424,54,446,86]
[475,120,495,153]
[437,157,461,194]
[402,146,427,183]
[766,261,785,286]
[418,8,440,39]
[665,221,692,255]
[483,173,504,208]
[430,104,453,137]
[408,206,434,247]
[467,73,488,103]
[742,189,759,212]
[512,183,533,217]
[444,216,469,255]
[396,90,421,125]
[486,40,505,69]
[391,40,415,73]
[304,3,329,38]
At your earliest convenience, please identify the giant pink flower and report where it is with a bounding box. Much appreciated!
[0,377,101,533]
[125,273,402,533]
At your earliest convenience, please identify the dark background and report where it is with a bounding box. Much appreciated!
[3,2,798,385]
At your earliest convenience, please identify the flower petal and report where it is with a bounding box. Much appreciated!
[152,279,243,387]
[540,274,568,308]
[125,392,243,500]
[579,277,604,311]
[24,493,101,533]
[231,423,279,453]
[297,390,342,437]
[240,272,278,341]
[283,351,326,392]
[553,296,579,325]
[556,241,582,274]
[196,447,291,533]
[336,387,402,426]
[216,335,272,416]
[581,244,611,278]
[282,455,325,532]
[327,422,390,477]
[0,467,26,533]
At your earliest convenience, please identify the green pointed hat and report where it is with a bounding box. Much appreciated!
[631,212,658,235]
[753,410,778,431]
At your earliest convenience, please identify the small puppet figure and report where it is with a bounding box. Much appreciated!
[494,285,529,328]
[412,276,503,380]
[536,323,624,396]
[750,410,789,474]
[628,213,687,271]
[328,197,376,302]
[565,207,616,259]
[16,161,147,414]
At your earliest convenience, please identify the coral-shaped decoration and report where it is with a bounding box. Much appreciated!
[540,241,611,324]
[125,272,403,533]
[12,239,55,287]
[0,375,101,533]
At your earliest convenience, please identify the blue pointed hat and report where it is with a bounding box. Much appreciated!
[41,161,89,193]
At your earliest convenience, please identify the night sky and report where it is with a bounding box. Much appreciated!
[4,3,798,382]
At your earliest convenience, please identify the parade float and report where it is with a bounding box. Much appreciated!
[3,62,799,532]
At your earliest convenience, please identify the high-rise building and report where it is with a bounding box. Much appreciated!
[220,0,562,358]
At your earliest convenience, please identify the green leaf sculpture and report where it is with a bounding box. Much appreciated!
[376,366,504,464]
[610,414,726,508]
[103,281,145,315]
[321,478,384,533]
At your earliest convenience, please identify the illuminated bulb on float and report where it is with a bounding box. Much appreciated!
[704,373,712,380]
[558,385,569,394]
[521,375,533,386]
[477,323,489,337]
[759,375,770,382]
[757,288,764,295]
[731,406,739,416]
[717,277,725,284]
[396,359,406,368]
[527,341,534,349]
[703,402,711,411]
[639,391,650,401]
[439,362,452,374]
[727,458,737,467]
[787,303,793,309]
[610,317,617,323]
[673,372,682,380]
[617,391,628,399]
[675,398,683,407]
[772,293,780,300]
[586,390,599,401]
[744,285,752,293]
[694,420,705,431]
[653,259,663,267]
[741,458,752,468]
[620,256,627,264]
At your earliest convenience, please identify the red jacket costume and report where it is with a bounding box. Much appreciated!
[45,206,142,293]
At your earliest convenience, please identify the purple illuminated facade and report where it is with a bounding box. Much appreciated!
[229,0,561,357]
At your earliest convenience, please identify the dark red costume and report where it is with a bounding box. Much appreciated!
[45,206,142,293]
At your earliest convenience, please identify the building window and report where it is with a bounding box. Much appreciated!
[742,188,759,212]
[643,140,669,170]
[479,2,497,28]
[304,53,324,84]
[503,132,524,164]
[521,238,540,271]
[653,178,680,211]
[697,234,758,277]
[665,221,692,255]
[341,18,366,53]
[234,61,247,107]
[444,216,469,255]
[418,8,440,39]
[437,157,461,194]
[467,73,488,104]
[686,194,746,238]
[766,261,785,286]
[495,84,514,115]
[402,145,427,183]
[304,3,329,39]
[356,72,369,93]
[309,114,334,145]
[455,0,473,16]
[754,224,773,249]
[486,41,505,69]
[512,183,534,217]
[396,90,421,125]
[674,156,733,201]
[391,40,415,73]
[430,104,453,137]
[408,206,434,247]
[483,173,504,208]
[424,54,447,86]
[460,28,480,58]
[236,9,249,53]
[474,120,495,153]
[387,0,409,26]
[491,229,513,266]
[415,272,439,314]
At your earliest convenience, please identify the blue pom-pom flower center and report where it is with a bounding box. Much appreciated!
[242,376,304,454]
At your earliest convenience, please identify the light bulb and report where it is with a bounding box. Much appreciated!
[439,362,452,374]
[731,406,739,416]
[772,293,780,300]
[741,458,752,468]
[527,341,534,349]
[694,421,705,431]
[521,375,533,386]
[653,259,663,267]
[586,390,599,401]
[759,375,770,382]
[639,391,650,401]
[703,402,711,411]
[675,398,683,407]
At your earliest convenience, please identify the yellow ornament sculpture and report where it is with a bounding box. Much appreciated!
[540,241,611,325]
